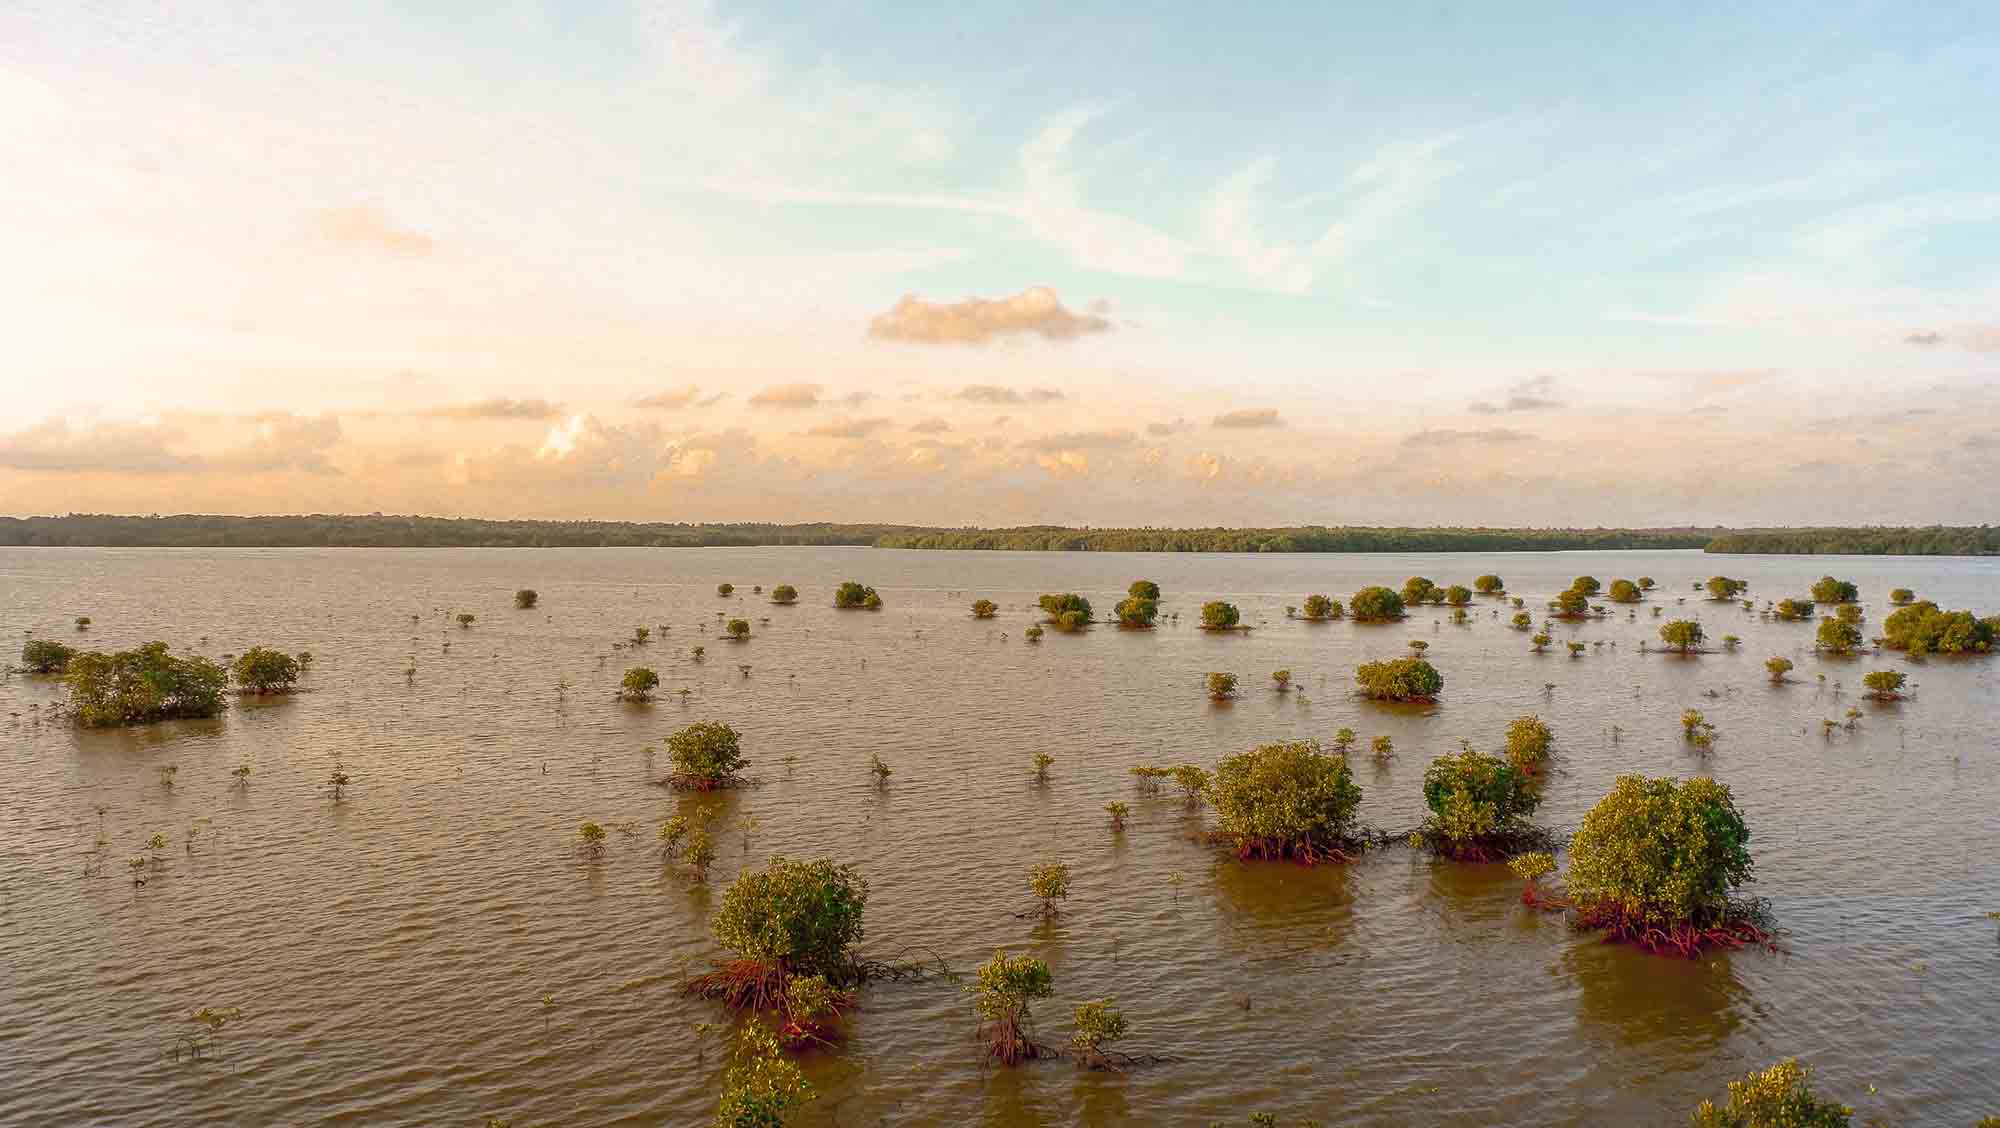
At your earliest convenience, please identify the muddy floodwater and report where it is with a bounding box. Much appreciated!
[2,547,1996,1126]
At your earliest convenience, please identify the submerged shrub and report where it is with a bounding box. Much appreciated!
[727,618,751,640]
[1566,775,1756,950]
[1608,579,1642,603]
[1809,576,1859,605]
[1128,579,1161,601]
[667,721,748,789]
[1416,749,1542,860]
[231,647,302,694]
[1474,574,1504,595]
[1861,670,1906,700]
[1038,593,1093,625]
[1503,714,1554,775]
[1444,584,1473,606]
[1706,576,1748,601]
[1689,1057,1852,1128]
[1880,601,1997,655]
[771,584,798,605]
[1349,586,1405,621]
[1354,657,1443,701]
[1208,739,1363,863]
[1301,593,1340,620]
[1553,588,1591,616]
[1510,611,1533,631]
[718,583,735,597]
[64,642,228,728]
[833,582,882,610]
[1773,598,1815,622]
[21,639,76,673]
[1114,595,1158,627]
[1814,617,1862,655]
[713,856,869,984]
[621,667,660,701]
[1199,601,1241,629]
[971,951,1055,1065]
[971,599,998,619]
[714,1022,816,1127]
[1205,672,1238,700]
[457,613,476,628]
[514,589,538,609]
[1888,587,1914,606]
[1069,999,1129,1069]
[1028,861,1070,917]
[1765,657,1793,683]
[1659,619,1706,653]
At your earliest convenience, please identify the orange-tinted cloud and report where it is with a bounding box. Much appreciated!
[869,286,1111,344]
[748,382,823,408]
[304,204,436,255]
[1212,408,1281,429]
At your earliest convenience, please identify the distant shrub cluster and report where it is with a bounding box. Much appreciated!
[64,642,228,728]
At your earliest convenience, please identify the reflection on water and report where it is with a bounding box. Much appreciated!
[2,546,1997,1126]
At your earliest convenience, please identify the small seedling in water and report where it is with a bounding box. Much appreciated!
[1032,753,1054,782]
[1105,801,1128,831]
[869,753,892,788]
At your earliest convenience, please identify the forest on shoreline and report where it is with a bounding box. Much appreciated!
[1,514,1993,555]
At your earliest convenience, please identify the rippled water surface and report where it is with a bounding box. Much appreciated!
[2,547,1997,1126]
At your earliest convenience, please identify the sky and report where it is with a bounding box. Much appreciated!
[3,0,1998,527]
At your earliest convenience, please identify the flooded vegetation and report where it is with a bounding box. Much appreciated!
[2,546,1997,1125]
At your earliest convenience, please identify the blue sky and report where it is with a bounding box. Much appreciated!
[2,1,1997,523]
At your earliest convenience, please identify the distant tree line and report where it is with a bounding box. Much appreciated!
[1704,526,2000,556]
[5,514,1994,555]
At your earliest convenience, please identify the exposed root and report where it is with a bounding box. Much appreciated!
[1572,900,1781,958]
[1200,830,1363,866]
[979,1017,1059,1067]
[853,945,958,984]
[658,773,755,792]
[1073,1048,1174,1072]
[684,958,789,1011]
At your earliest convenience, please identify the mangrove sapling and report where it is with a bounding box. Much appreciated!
[1766,657,1794,683]
[172,1005,245,1063]
[1271,669,1292,692]
[665,721,749,790]
[1105,801,1128,831]
[1660,619,1706,653]
[1412,750,1546,861]
[726,619,750,640]
[633,626,651,645]
[1199,601,1242,630]
[1530,632,1553,653]
[1024,625,1044,642]
[1707,576,1749,601]
[1509,852,1561,908]
[1888,587,1915,606]
[684,827,718,882]
[327,764,350,801]
[1302,594,1339,620]
[1115,595,1159,627]
[1474,574,1505,595]
[718,583,735,597]
[1503,715,1554,776]
[230,764,251,790]
[1689,1057,1853,1127]
[1564,774,1772,957]
[1032,753,1055,782]
[970,951,1057,1065]
[1332,728,1357,754]
[833,582,882,610]
[771,584,798,605]
[1552,587,1591,618]
[1129,765,1165,795]
[1816,617,1863,655]
[1350,586,1405,621]
[577,821,608,860]
[21,639,75,673]
[457,613,476,629]
[971,599,998,619]
[1774,598,1815,622]
[621,667,660,702]
[1024,860,1070,919]
[691,645,705,662]
[1354,657,1443,702]
[1207,739,1363,864]
[231,647,302,695]
[1608,579,1642,603]
[714,1020,817,1125]
[1371,735,1394,762]
[1720,634,1741,651]
[514,589,538,609]
[1566,641,1585,657]
[868,753,891,788]
[1170,764,1211,808]
[1407,639,1428,658]
[1510,612,1533,631]
[1445,584,1473,607]
[686,856,869,1014]
[75,616,92,630]
[1206,672,1239,700]
[1862,670,1906,700]
[158,764,178,791]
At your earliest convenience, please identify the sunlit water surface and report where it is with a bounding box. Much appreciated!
[1,548,1996,1126]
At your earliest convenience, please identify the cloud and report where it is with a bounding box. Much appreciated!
[1146,418,1194,436]
[804,416,891,440]
[0,413,342,475]
[1212,408,1282,429]
[748,382,823,408]
[1904,330,1944,346]
[1646,369,1779,393]
[837,390,873,407]
[868,286,1111,345]
[424,397,565,420]
[908,417,952,434]
[636,385,728,410]
[954,384,1065,405]
[1401,427,1537,447]
[1020,107,1190,280]
[304,204,436,255]
[1469,395,1561,415]
[1017,429,1135,452]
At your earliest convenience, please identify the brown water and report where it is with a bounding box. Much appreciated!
[2,547,1996,1127]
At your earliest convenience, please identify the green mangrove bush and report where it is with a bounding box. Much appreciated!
[1208,739,1363,863]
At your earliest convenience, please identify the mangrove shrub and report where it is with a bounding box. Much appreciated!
[833,582,882,610]
[1354,657,1443,701]
[1474,574,1504,595]
[21,639,75,673]
[1114,595,1158,627]
[1209,739,1363,862]
[231,647,301,694]
[972,952,1055,1065]
[64,642,228,727]
[1302,593,1340,620]
[1809,576,1858,604]
[1881,601,1998,655]
[1659,620,1706,653]
[1200,601,1241,629]
[667,720,748,789]
[514,589,538,609]
[1689,1058,1852,1128]
[1416,749,1542,860]
[1349,586,1406,621]
[1565,774,1758,954]
[771,584,798,605]
[1608,579,1641,603]
[971,599,997,619]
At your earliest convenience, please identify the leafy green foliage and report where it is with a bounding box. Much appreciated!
[1417,749,1542,859]
[1474,574,1504,594]
[1765,656,1793,682]
[621,667,660,701]
[1566,775,1754,932]
[231,647,301,694]
[1200,601,1241,629]
[64,642,228,727]
[1028,861,1070,915]
[1205,670,1238,699]
[1401,576,1441,606]
[20,639,75,673]
[971,599,997,618]
[1553,587,1591,616]
[1608,579,1642,602]
[1774,598,1815,621]
[1301,593,1339,620]
[1444,584,1473,606]
[713,856,869,981]
[667,721,748,786]
[713,1021,816,1127]
[1127,579,1160,601]
[771,584,798,605]
[1688,1058,1851,1128]
[1354,657,1443,701]
[1069,999,1128,1061]
[1038,593,1093,623]
[1888,587,1914,605]
[1570,576,1601,597]
[1504,714,1554,774]
[1659,620,1706,652]
[971,951,1055,1064]
[1861,670,1906,699]
[513,589,538,609]
[1814,617,1862,654]
[1808,576,1859,604]
[1706,576,1748,601]
[1881,601,1998,655]
[1114,596,1158,627]
[727,618,751,639]
[1209,739,1363,861]
[1510,611,1532,630]
[833,582,882,610]
[1350,586,1406,621]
